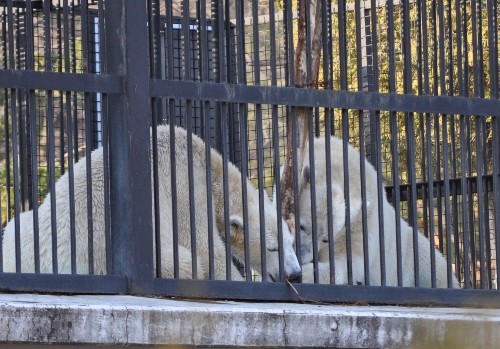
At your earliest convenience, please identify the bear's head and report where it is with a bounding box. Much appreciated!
[298,165,370,264]
[229,195,302,283]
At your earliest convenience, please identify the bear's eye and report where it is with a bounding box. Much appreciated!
[267,244,278,252]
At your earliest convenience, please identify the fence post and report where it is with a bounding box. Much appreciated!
[104,0,154,294]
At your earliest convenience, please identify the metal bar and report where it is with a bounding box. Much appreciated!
[384,175,497,202]
[150,80,500,117]
[368,0,385,287]
[23,0,40,273]
[385,0,402,287]
[153,278,500,309]
[459,115,471,288]
[163,0,179,278]
[283,0,294,87]
[355,0,370,286]
[62,0,77,274]
[0,69,122,92]
[148,0,162,278]
[307,107,319,284]
[238,102,251,280]
[338,0,353,285]
[105,0,154,293]
[269,0,284,282]
[221,103,234,280]
[168,101,179,279]
[182,0,198,279]
[42,0,58,274]
[6,0,22,273]
[234,0,251,281]
[321,0,335,284]
[475,116,486,288]
[0,274,127,293]
[185,98,198,279]
[401,0,420,288]
[255,103,267,280]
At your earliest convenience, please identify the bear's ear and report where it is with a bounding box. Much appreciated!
[229,215,244,246]
[230,215,244,231]
[299,165,310,193]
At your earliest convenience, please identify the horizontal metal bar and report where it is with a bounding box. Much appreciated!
[0,69,122,94]
[0,0,44,9]
[150,80,500,117]
[154,279,500,309]
[386,174,495,203]
[0,273,127,294]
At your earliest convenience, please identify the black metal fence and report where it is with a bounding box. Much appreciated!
[0,0,499,308]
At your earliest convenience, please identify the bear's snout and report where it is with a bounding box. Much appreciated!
[287,270,302,283]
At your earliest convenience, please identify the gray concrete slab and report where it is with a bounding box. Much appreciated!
[0,294,499,348]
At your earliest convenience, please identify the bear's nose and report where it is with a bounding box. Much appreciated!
[287,270,302,283]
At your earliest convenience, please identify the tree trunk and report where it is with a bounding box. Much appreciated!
[280,0,323,232]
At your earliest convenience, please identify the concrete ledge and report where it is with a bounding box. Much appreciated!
[0,294,499,348]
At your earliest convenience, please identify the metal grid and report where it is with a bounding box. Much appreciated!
[0,0,498,307]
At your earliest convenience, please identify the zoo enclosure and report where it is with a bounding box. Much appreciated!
[0,0,499,307]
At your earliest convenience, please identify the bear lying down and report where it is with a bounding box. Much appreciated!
[2,125,301,283]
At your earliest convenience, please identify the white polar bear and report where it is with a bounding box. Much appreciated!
[295,136,459,288]
[2,125,301,283]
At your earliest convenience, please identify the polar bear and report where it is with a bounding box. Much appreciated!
[293,136,459,287]
[2,125,301,283]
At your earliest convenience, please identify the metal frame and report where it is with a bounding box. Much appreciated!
[0,0,499,308]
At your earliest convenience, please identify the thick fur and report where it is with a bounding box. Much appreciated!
[2,126,301,282]
[297,136,459,287]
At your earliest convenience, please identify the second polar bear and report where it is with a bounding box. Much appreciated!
[297,136,459,287]
[2,125,301,282]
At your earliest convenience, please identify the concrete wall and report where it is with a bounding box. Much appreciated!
[1,294,499,348]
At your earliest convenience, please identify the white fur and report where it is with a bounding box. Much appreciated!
[2,126,301,282]
[291,136,459,287]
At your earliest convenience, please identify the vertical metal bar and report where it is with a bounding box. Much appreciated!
[233,0,251,281]
[493,115,500,288]
[445,0,459,287]
[164,0,180,279]
[365,0,385,287]
[386,0,402,286]
[401,0,420,287]
[338,0,353,285]
[80,0,92,272]
[182,0,198,279]
[6,0,22,272]
[425,113,436,288]
[42,0,59,274]
[24,0,40,273]
[105,0,154,293]
[459,115,471,288]
[221,103,234,280]
[196,0,216,279]
[487,0,498,100]
[475,117,486,288]
[354,0,369,285]
[62,0,77,274]
[148,0,162,278]
[322,0,335,283]
[487,0,499,290]
[284,0,294,87]
[307,106,319,283]
[168,103,180,279]
[268,0,285,280]
[238,103,251,280]
[441,127,453,288]
[255,104,268,280]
